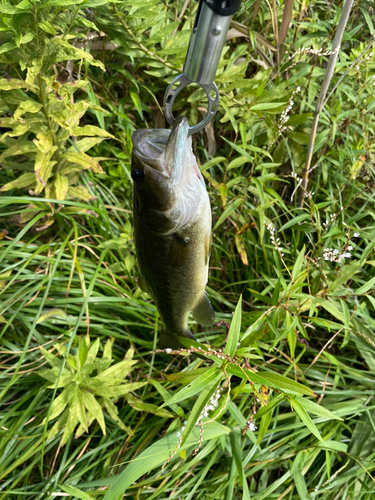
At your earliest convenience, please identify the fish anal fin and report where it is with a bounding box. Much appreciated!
[192,292,215,326]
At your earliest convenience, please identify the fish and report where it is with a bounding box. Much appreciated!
[131,116,215,349]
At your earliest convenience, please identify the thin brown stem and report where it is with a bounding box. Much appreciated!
[301,0,354,205]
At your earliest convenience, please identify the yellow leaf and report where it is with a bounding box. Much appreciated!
[235,233,249,266]
[61,152,104,174]
[54,172,69,201]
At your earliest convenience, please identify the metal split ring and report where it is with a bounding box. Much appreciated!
[163,74,219,136]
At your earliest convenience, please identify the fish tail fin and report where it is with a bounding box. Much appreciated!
[159,329,196,350]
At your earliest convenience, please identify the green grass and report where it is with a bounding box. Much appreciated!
[1,0,375,498]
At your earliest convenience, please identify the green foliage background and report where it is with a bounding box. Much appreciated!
[0,0,375,498]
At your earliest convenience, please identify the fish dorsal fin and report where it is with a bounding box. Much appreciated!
[192,292,215,326]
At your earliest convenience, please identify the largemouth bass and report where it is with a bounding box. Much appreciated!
[131,116,215,349]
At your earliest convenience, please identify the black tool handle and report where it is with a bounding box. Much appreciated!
[203,0,242,17]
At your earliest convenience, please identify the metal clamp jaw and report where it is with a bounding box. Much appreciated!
[164,0,241,136]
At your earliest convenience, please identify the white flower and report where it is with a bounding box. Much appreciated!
[354,232,360,237]
[348,245,353,251]
[249,423,257,432]
[165,348,172,353]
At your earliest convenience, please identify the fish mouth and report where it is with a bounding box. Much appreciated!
[132,117,190,180]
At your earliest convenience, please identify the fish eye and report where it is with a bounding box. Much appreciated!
[131,167,144,182]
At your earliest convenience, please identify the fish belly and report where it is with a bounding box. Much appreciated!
[134,205,210,336]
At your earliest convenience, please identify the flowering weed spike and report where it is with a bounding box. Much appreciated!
[319,223,357,264]
[277,87,301,135]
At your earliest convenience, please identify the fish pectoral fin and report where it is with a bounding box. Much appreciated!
[169,233,191,267]
[192,292,215,326]
[159,329,196,349]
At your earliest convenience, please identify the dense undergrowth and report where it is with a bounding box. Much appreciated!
[1,0,375,498]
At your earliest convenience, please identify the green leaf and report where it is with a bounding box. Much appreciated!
[225,295,242,357]
[38,368,73,388]
[0,142,37,162]
[230,432,249,498]
[329,262,361,290]
[72,125,115,138]
[255,394,284,419]
[213,198,242,231]
[76,389,88,432]
[79,17,100,31]
[0,4,18,14]
[95,359,136,382]
[165,367,208,384]
[290,398,323,442]
[21,33,34,44]
[150,379,184,417]
[78,337,89,369]
[34,131,54,154]
[200,156,226,172]
[101,422,229,499]
[250,102,286,110]
[292,245,305,281]
[46,389,69,421]
[0,42,17,55]
[40,346,64,369]
[256,372,316,397]
[47,39,105,70]
[41,0,85,7]
[61,152,104,174]
[61,399,80,445]
[125,394,173,418]
[1,172,36,192]
[316,440,348,452]
[279,214,310,231]
[102,337,114,362]
[180,372,223,446]
[314,298,344,323]
[294,396,343,421]
[82,390,106,435]
[102,398,133,434]
[34,149,57,194]
[67,137,104,154]
[38,21,58,35]
[48,409,69,441]
[161,366,221,407]
[66,185,96,202]
[86,337,101,364]
[107,381,147,397]
[26,59,43,85]
[0,78,28,90]
[257,404,273,444]
[54,172,69,201]
[130,91,143,119]
[221,101,238,133]
[292,470,308,500]
[356,276,375,295]
[60,485,94,500]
